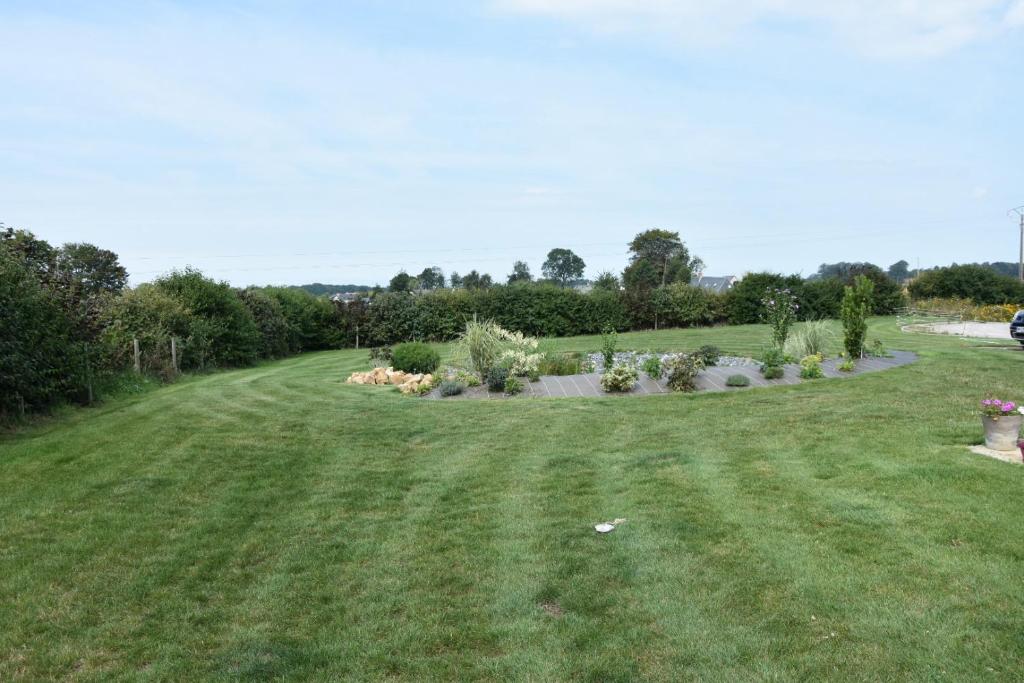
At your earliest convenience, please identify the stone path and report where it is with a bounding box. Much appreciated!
[427,351,917,400]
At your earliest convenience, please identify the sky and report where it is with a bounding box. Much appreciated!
[1,0,1023,287]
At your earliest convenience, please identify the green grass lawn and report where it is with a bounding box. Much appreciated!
[2,319,1024,680]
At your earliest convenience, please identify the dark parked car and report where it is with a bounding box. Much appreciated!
[1012,310,1024,345]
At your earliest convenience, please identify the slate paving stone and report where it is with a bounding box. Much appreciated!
[424,351,917,400]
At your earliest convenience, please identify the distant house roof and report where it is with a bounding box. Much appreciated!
[690,275,739,293]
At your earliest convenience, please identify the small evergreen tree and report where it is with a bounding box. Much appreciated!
[841,275,874,359]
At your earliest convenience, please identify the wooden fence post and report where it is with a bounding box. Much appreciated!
[171,337,178,375]
[355,324,359,350]
[133,338,141,373]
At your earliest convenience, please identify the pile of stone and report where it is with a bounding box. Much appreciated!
[346,367,434,395]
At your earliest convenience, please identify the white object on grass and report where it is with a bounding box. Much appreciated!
[594,523,615,533]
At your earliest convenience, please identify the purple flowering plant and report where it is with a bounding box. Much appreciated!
[980,398,1024,419]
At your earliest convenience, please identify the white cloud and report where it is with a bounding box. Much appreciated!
[494,0,1024,57]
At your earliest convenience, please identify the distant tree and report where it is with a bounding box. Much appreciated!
[0,225,56,282]
[416,266,445,290]
[887,260,910,284]
[627,229,700,287]
[507,260,533,284]
[449,271,463,289]
[388,271,416,293]
[56,242,128,294]
[593,270,621,291]
[542,248,585,287]
[462,270,493,290]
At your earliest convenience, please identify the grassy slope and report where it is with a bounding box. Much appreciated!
[1,319,1023,681]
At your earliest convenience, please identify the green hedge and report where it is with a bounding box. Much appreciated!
[908,265,1024,304]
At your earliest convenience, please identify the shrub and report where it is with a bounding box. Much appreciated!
[0,248,79,417]
[783,320,834,359]
[154,268,261,369]
[838,359,855,372]
[799,353,824,379]
[391,342,440,374]
[600,326,617,369]
[760,346,786,379]
[600,363,639,392]
[504,375,523,395]
[641,356,663,380]
[262,287,342,352]
[695,345,721,366]
[438,380,465,397]
[726,273,803,325]
[726,374,750,387]
[368,346,393,366]
[452,369,481,387]
[841,276,873,359]
[498,330,542,376]
[762,365,784,380]
[238,288,290,359]
[486,365,509,392]
[866,338,889,358]
[665,354,704,392]
[908,264,1024,304]
[762,287,799,348]
[101,284,192,381]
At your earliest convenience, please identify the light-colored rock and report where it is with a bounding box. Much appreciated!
[389,371,409,386]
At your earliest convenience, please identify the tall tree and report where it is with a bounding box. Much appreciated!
[461,270,492,290]
[593,270,621,291]
[627,229,699,287]
[507,260,533,284]
[56,242,128,294]
[542,248,585,287]
[416,266,445,290]
[887,260,910,284]
[449,271,463,289]
[388,271,416,293]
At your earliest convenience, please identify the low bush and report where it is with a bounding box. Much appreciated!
[438,380,465,397]
[762,365,784,380]
[799,353,824,379]
[486,365,509,392]
[838,359,855,373]
[391,342,440,374]
[641,356,663,380]
[726,374,750,387]
[665,354,704,392]
[504,375,523,395]
[783,320,834,359]
[600,363,638,392]
[368,346,393,366]
[695,345,721,366]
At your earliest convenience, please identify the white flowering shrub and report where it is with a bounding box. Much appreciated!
[600,363,638,392]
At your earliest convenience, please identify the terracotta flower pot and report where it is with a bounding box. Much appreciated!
[981,415,1024,451]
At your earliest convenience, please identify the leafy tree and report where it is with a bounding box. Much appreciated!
[807,262,902,315]
[389,271,416,293]
[593,270,620,291]
[725,272,803,325]
[449,271,463,289]
[55,243,128,294]
[507,260,533,284]
[416,266,445,290]
[542,248,585,287]
[627,229,700,287]
[461,270,493,290]
[887,260,910,284]
[841,275,874,358]
[0,225,56,282]
[238,288,290,358]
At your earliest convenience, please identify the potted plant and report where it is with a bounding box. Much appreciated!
[980,398,1024,451]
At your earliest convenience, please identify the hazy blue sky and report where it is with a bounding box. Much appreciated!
[2,1,1023,286]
